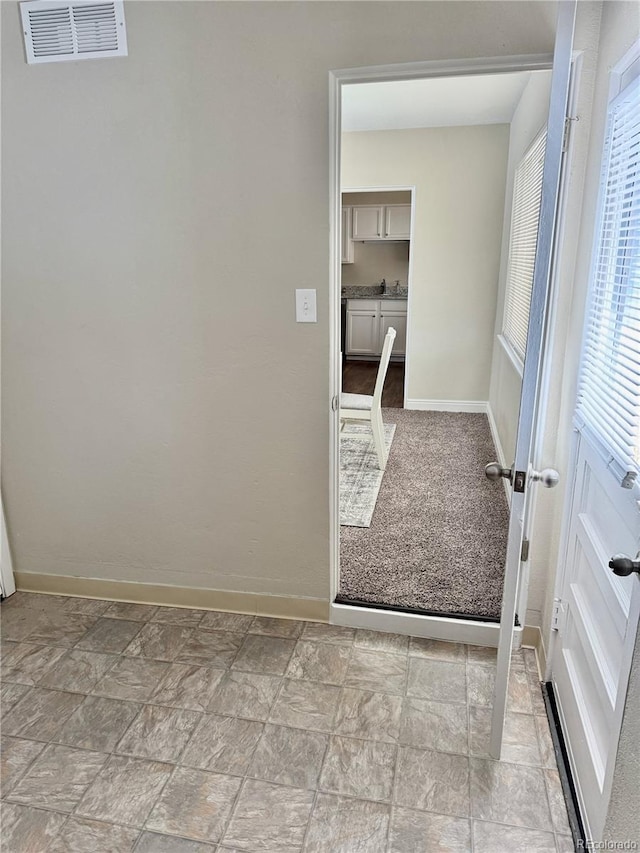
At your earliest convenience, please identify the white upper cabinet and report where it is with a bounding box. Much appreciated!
[352,206,384,240]
[384,205,411,239]
[351,204,411,240]
[341,207,354,264]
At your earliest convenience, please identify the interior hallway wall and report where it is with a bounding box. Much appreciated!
[1,1,558,602]
[342,124,510,404]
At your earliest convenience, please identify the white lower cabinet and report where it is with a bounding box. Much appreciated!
[346,301,379,356]
[346,299,407,358]
[379,309,407,357]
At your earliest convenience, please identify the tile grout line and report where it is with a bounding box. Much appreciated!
[467,666,475,853]
[299,788,320,852]
[218,774,254,849]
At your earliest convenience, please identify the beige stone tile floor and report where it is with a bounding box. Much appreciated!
[0,592,574,852]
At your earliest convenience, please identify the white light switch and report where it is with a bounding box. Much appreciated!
[295,289,317,323]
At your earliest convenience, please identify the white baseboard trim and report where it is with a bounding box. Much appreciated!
[486,402,511,506]
[14,572,330,622]
[486,403,506,466]
[1,495,16,598]
[522,624,547,679]
[405,399,488,414]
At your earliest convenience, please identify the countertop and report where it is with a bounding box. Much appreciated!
[342,285,408,300]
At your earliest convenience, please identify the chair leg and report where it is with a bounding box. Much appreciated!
[371,410,386,470]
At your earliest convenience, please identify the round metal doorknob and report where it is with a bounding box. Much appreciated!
[609,554,640,577]
[485,462,512,482]
[529,468,560,488]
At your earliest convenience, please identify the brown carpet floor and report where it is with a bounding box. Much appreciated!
[339,409,509,620]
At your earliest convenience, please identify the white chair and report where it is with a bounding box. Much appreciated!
[340,327,396,470]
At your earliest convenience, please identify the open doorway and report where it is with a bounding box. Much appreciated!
[334,66,553,631]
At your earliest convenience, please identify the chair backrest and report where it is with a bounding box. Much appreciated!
[372,327,397,408]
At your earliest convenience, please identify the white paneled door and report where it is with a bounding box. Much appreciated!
[551,435,640,841]
[550,44,640,842]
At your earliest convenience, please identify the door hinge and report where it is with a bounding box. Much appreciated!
[551,599,567,632]
[562,116,579,153]
[520,538,530,562]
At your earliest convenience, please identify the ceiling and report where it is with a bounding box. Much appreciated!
[342,72,547,132]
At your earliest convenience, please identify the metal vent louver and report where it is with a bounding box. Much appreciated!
[20,0,127,64]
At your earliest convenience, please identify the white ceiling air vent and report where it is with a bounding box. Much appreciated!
[20,0,127,64]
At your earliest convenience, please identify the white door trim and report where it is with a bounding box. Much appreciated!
[329,53,554,645]
[1,494,16,599]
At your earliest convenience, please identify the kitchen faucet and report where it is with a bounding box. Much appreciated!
[381,278,401,295]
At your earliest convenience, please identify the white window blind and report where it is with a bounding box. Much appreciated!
[503,129,547,364]
[575,75,640,487]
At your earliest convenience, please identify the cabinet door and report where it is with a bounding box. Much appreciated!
[352,206,383,240]
[380,310,407,356]
[384,205,411,239]
[341,207,354,263]
[346,310,379,356]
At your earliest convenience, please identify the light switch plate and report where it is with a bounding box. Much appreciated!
[295,289,317,323]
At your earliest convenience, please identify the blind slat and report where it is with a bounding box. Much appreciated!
[502,129,547,362]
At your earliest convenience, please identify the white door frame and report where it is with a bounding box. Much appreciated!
[1,494,16,599]
[329,53,555,646]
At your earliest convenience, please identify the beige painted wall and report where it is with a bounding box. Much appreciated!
[342,125,510,403]
[341,242,410,289]
[1,1,558,601]
[488,70,552,466]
